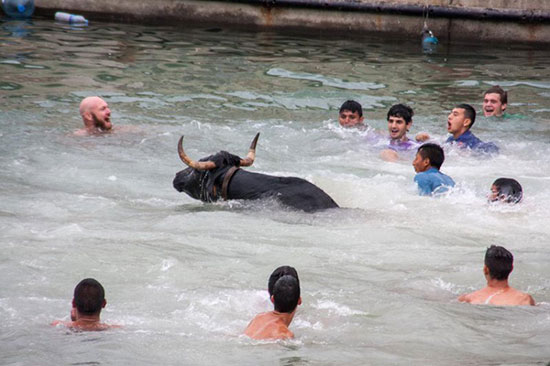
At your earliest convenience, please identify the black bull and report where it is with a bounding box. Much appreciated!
[172,134,339,212]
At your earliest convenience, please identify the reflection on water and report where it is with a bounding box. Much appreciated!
[1,18,550,366]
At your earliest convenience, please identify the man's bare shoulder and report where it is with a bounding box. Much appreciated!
[51,320,121,331]
[458,289,486,304]
[244,312,293,340]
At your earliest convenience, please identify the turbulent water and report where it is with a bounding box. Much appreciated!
[1,17,550,366]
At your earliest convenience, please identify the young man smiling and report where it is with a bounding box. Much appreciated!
[482,85,507,117]
[380,104,420,161]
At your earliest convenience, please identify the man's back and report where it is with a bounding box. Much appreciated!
[458,287,535,306]
[244,311,294,340]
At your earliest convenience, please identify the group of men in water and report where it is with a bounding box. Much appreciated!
[58,86,532,338]
[338,85,522,201]
[54,244,535,338]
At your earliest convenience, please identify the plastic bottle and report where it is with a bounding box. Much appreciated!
[1,0,35,19]
[54,11,88,26]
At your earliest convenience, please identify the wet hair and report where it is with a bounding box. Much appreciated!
[456,103,476,129]
[268,266,299,296]
[484,85,508,105]
[273,275,300,313]
[73,278,105,316]
[417,143,445,170]
[339,100,363,117]
[484,245,513,281]
[387,104,414,124]
[492,178,523,204]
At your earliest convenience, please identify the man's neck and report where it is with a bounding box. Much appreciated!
[271,310,295,327]
[390,135,409,143]
[74,313,101,324]
[485,278,510,290]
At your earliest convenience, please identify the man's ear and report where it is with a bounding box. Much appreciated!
[483,265,489,276]
[72,298,76,308]
[407,120,413,132]
[102,299,107,308]
[298,297,302,306]
[502,103,507,111]
[270,295,275,304]
[463,118,472,129]
[359,116,364,123]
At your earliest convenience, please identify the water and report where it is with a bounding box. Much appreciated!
[1,18,550,366]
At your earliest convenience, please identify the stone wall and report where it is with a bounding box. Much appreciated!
[34,0,550,43]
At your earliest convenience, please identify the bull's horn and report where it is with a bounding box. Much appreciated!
[178,136,217,170]
[239,132,260,167]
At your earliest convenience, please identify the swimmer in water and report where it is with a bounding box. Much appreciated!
[446,104,499,154]
[244,275,302,340]
[458,245,535,306]
[482,85,507,117]
[412,143,455,196]
[75,96,113,136]
[380,104,420,161]
[338,100,366,129]
[268,265,299,297]
[52,278,120,331]
[489,178,523,204]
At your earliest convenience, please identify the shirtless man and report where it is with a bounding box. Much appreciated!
[458,245,535,306]
[75,96,113,135]
[52,278,118,331]
[482,85,507,117]
[244,275,302,340]
[380,104,419,161]
[338,100,366,129]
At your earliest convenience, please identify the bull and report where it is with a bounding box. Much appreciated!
[172,133,339,212]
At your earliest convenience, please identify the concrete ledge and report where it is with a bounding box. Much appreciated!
[34,0,550,43]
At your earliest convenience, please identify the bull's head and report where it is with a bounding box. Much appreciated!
[173,133,260,202]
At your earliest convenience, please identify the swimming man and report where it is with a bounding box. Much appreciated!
[412,143,455,195]
[380,104,419,161]
[489,178,523,204]
[458,245,535,306]
[244,275,302,340]
[52,278,119,331]
[446,104,499,154]
[338,100,366,129]
[75,96,113,135]
[482,85,507,117]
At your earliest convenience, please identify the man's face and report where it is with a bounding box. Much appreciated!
[489,184,500,202]
[91,99,112,130]
[447,108,469,136]
[339,110,364,128]
[483,93,506,117]
[388,116,409,140]
[412,152,429,173]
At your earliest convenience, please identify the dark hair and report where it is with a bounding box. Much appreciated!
[484,245,513,281]
[73,278,105,316]
[455,103,476,129]
[417,143,445,170]
[339,100,363,117]
[492,178,523,203]
[273,275,300,313]
[387,104,414,124]
[484,85,508,105]
[268,266,299,296]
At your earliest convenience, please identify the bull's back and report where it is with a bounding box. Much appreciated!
[228,170,338,212]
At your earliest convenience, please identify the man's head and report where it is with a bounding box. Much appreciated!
[447,104,476,138]
[72,278,106,316]
[268,265,299,296]
[387,104,413,140]
[272,275,301,314]
[338,100,364,128]
[490,178,523,204]
[79,96,112,132]
[483,86,507,117]
[484,245,513,281]
[413,143,444,173]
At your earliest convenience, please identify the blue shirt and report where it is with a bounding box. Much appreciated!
[414,168,455,196]
[445,130,499,154]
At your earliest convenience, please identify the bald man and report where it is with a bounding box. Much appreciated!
[75,96,112,135]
